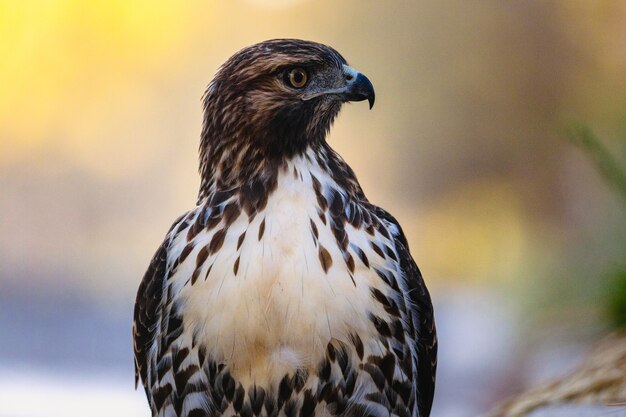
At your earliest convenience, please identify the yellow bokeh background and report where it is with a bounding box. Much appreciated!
[1,0,625,293]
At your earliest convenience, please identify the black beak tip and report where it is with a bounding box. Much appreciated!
[368,94,375,110]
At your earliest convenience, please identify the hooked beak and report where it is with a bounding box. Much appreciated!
[341,65,375,109]
[301,65,376,109]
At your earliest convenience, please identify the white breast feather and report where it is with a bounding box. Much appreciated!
[167,153,397,389]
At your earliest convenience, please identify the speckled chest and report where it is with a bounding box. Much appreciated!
[165,157,399,387]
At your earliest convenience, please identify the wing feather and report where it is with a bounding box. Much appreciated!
[373,206,437,417]
[133,240,169,397]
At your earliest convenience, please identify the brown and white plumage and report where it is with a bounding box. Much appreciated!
[133,39,436,417]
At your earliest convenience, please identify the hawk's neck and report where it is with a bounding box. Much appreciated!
[197,144,365,212]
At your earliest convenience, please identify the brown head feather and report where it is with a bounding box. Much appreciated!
[198,39,356,204]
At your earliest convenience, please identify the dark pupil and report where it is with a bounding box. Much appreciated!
[292,71,303,84]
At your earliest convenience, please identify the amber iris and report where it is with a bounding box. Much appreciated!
[287,68,308,88]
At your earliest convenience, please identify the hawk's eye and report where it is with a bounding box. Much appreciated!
[286,68,308,89]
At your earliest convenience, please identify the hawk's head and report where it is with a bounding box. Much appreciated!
[199,39,374,194]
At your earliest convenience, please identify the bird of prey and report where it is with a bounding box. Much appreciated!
[133,39,436,417]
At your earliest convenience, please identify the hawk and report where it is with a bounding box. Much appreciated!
[133,39,437,417]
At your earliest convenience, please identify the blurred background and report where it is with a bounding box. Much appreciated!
[1,1,625,416]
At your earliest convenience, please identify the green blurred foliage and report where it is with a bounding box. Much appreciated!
[567,125,626,329]
[607,268,626,328]
[567,125,626,203]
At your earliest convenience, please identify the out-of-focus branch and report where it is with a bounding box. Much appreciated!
[485,331,626,417]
